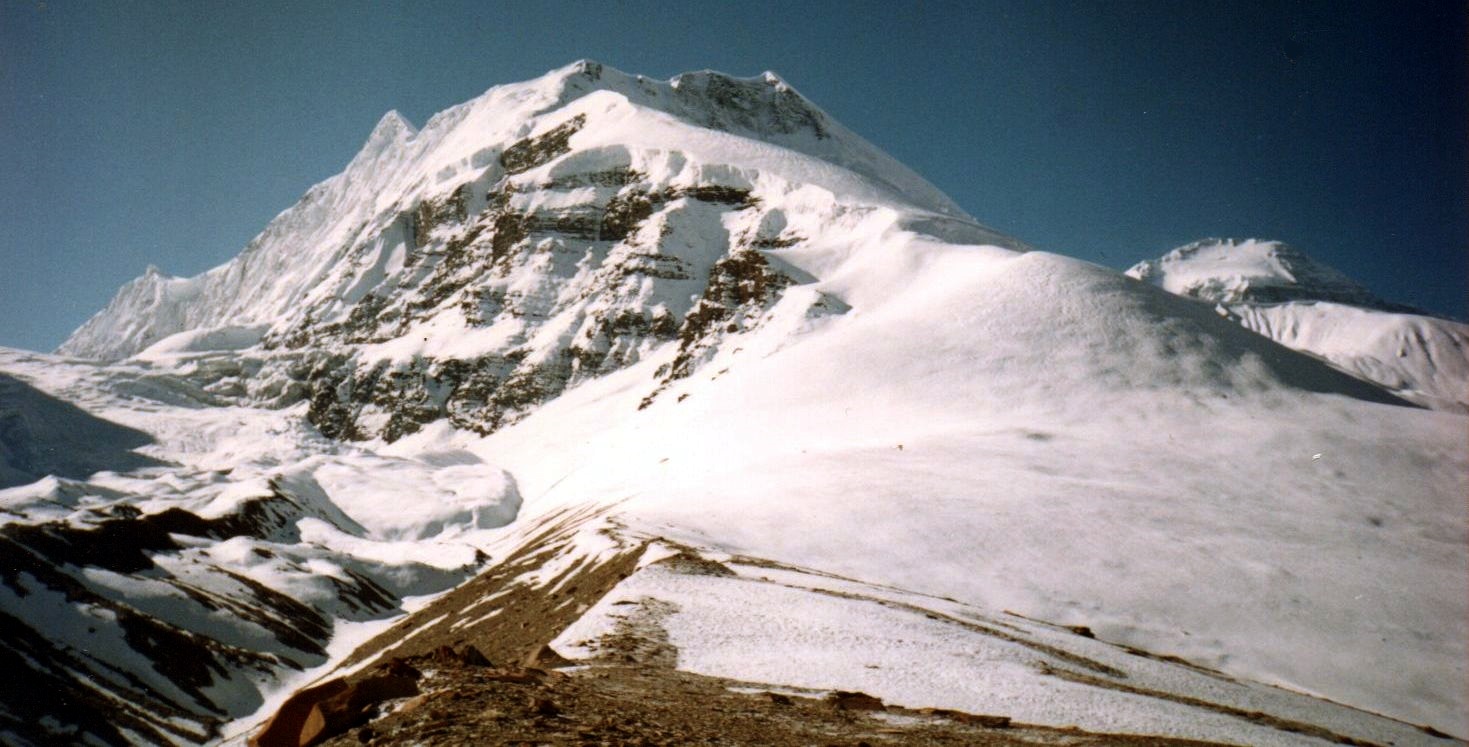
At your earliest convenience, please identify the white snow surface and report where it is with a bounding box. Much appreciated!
[411,240,1469,736]
[0,347,518,741]
[1125,238,1389,308]
[553,558,1452,747]
[134,324,270,359]
[0,350,519,550]
[1226,301,1469,411]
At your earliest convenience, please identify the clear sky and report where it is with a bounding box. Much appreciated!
[2,0,1464,352]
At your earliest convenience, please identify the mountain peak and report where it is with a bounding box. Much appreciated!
[1128,237,1467,412]
[371,109,417,140]
[545,60,801,107]
[351,109,417,167]
[327,109,420,186]
[59,61,991,363]
[1126,237,1409,311]
[566,58,608,77]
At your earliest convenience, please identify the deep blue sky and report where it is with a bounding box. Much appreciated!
[2,0,1464,352]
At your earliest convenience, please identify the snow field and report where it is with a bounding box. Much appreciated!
[553,557,1451,746]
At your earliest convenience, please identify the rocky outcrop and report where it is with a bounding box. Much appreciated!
[256,168,813,442]
[501,114,587,174]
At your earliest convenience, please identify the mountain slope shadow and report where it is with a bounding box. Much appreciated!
[0,373,166,488]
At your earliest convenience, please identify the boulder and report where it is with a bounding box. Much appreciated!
[523,643,574,669]
[826,691,884,711]
[249,678,348,747]
[297,671,419,746]
[919,707,1013,728]
[426,644,493,667]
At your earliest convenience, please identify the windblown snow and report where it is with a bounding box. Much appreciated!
[2,62,1464,745]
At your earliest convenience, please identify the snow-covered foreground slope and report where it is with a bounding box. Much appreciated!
[553,544,1456,747]
[1129,238,1469,411]
[234,508,1457,746]
[7,62,1465,744]
[406,242,1467,738]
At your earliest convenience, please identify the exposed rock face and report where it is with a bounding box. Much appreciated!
[825,690,885,711]
[282,170,811,441]
[667,69,830,139]
[296,669,419,747]
[501,113,588,174]
[250,679,349,747]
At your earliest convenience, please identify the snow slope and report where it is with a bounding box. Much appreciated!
[0,372,164,488]
[11,63,1467,744]
[1225,301,1469,411]
[552,546,1454,747]
[1128,238,1469,411]
[429,241,1466,737]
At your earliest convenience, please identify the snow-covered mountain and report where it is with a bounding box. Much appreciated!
[4,63,1465,746]
[1128,238,1469,411]
[57,59,1013,443]
[1125,237,1418,310]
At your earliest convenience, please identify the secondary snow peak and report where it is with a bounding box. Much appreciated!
[1126,237,1405,310]
[1131,237,1469,411]
[366,109,417,144]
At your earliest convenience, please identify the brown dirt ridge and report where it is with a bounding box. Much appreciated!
[246,512,1429,747]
